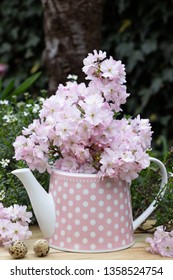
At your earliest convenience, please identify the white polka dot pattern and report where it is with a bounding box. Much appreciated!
[47,171,135,252]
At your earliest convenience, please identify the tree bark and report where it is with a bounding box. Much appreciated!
[40,0,103,94]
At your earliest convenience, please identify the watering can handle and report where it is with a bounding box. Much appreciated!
[133,157,168,231]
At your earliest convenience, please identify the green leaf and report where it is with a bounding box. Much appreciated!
[150,77,163,94]
[0,42,12,54]
[127,50,144,72]
[0,79,2,93]
[0,78,15,99]
[11,72,41,96]
[141,39,157,55]
[162,68,173,82]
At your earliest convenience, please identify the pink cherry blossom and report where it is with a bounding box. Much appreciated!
[55,156,79,173]
[13,50,152,184]
[100,57,126,82]
[157,236,173,257]
[82,50,106,79]
[146,237,158,254]
[146,226,173,257]
[0,204,32,246]
[0,219,11,239]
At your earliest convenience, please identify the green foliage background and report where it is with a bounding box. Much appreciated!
[0,0,46,88]
[102,0,173,150]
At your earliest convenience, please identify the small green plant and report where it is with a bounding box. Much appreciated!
[0,94,49,220]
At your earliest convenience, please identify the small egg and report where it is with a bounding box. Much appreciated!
[9,240,28,259]
[33,239,49,257]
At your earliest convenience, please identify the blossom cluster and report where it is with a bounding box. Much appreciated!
[146,226,173,257]
[0,203,32,246]
[13,50,152,184]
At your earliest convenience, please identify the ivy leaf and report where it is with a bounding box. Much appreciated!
[162,68,173,82]
[0,42,11,54]
[116,42,134,58]
[150,77,163,94]
[141,39,157,54]
[127,50,144,72]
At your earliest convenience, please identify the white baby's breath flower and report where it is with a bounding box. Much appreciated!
[17,101,25,108]
[0,158,10,168]
[24,92,29,97]
[0,100,9,105]
[3,115,11,122]
[67,74,78,81]
[32,104,40,113]
[38,97,45,104]
[0,190,5,200]
[3,114,17,123]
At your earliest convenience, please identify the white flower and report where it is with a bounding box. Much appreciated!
[67,74,78,81]
[0,100,9,105]
[32,104,40,113]
[0,158,10,168]
[24,92,29,97]
[38,97,45,104]
[3,114,17,123]
[17,102,25,108]
[0,190,5,200]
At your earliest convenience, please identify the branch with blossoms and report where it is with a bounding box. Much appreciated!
[13,50,152,184]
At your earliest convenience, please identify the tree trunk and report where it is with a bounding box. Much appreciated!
[40,0,103,94]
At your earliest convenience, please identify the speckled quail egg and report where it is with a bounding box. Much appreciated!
[33,239,50,257]
[9,240,28,259]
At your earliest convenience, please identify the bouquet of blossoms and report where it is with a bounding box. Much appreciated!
[13,50,152,184]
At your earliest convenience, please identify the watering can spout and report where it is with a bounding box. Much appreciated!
[11,168,56,238]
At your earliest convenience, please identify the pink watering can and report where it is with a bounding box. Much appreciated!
[12,157,167,253]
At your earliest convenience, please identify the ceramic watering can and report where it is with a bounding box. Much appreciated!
[12,157,167,253]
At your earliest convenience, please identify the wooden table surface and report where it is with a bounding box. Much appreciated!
[0,224,170,260]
